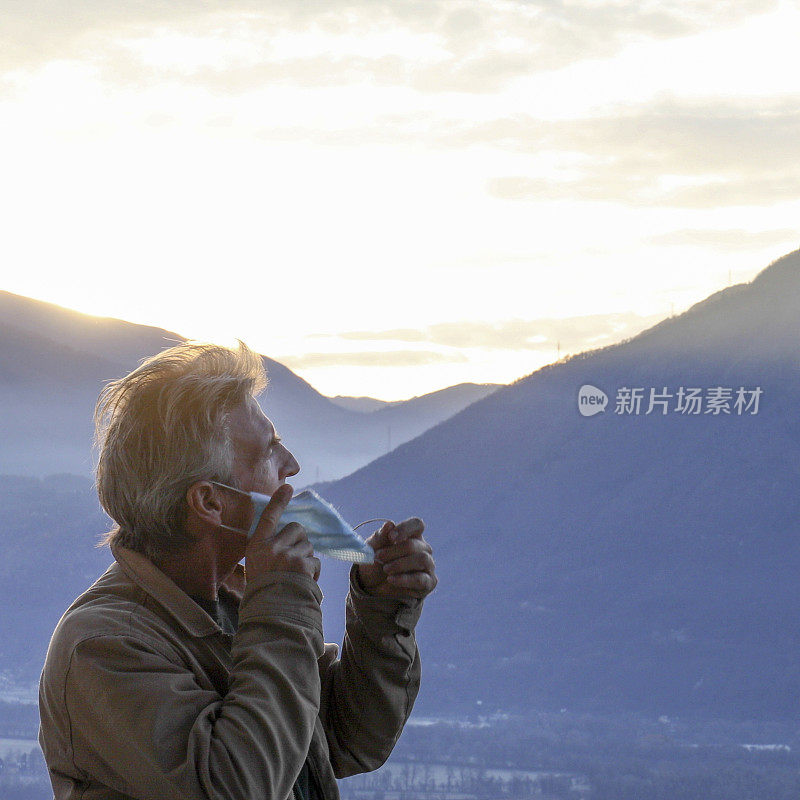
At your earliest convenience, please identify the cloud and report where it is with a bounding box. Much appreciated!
[4,5,794,214]
[278,349,466,369]
[482,97,800,208]
[0,0,778,95]
[312,312,666,354]
[659,177,800,208]
[489,173,800,209]
[646,228,799,250]
[184,55,412,95]
[243,97,800,209]
[403,0,778,94]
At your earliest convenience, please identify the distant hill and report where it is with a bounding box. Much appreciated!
[0,291,185,370]
[0,475,109,683]
[0,320,128,475]
[314,249,800,720]
[330,384,499,415]
[0,290,503,480]
[372,383,500,420]
[328,395,391,413]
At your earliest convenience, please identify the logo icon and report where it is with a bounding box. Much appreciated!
[578,384,608,417]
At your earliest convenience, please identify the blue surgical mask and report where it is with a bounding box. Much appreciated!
[212,481,379,564]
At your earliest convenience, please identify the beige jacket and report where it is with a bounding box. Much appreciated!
[38,543,422,800]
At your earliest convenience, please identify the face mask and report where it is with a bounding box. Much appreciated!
[211,481,379,564]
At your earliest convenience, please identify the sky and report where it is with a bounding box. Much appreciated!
[1,0,798,400]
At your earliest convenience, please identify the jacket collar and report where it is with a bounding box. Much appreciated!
[110,541,245,638]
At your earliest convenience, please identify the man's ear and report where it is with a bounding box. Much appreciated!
[185,481,223,528]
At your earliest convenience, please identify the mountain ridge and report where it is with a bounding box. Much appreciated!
[0,288,506,480]
[314,248,800,719]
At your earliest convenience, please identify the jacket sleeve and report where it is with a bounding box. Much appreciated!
[56,572,324,800]
[318,567,423,778]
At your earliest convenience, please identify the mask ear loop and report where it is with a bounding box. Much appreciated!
[218,523,249,535]
[354,518,393,532]
[211,480,262,537]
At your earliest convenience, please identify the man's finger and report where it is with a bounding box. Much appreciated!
[381,551,435,576]
[365,520,395,550]
[375,536,432,564]
[386,570,438,595]
[276,521,310,547]
[388,517,424,544]
[252,483,293,540]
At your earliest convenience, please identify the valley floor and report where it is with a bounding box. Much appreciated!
[3,709,800,800]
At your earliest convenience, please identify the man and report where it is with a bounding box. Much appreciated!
[39,342,437,800]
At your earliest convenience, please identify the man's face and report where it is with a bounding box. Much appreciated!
[228,397,300,496]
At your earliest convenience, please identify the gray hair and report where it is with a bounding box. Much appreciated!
[94,341,266,559]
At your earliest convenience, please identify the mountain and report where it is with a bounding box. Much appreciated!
[314,249,800,720]
[330,384,499,416]
[0,475,110,683]
[0,291,185,370]
[0,291,503,480]
[369,383,500,446]
[0,320,129,475]
[328,383,500,453]
[328,395,391,413]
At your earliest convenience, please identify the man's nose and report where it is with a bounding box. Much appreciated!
[281,449,300,479]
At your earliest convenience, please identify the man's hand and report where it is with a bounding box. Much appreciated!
[245,484,321,582]
[357,518,437,600]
